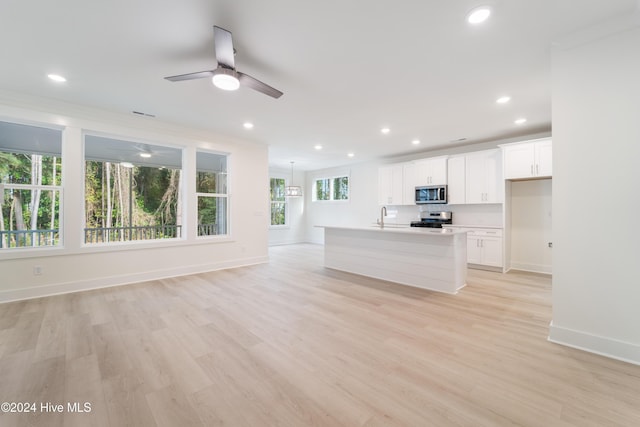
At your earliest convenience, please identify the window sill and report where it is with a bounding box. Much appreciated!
[0,235,235,260]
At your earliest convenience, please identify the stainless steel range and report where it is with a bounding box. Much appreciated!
[410,211,452,228]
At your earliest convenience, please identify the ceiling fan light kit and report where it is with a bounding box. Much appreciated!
[165,25,283,99]
[212,68,240,91]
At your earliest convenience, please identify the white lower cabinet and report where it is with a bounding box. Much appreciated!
[467,234,502,267]
[445,227,503,268]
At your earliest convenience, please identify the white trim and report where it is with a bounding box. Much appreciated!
[0,255,269,304]
[2,184,62,192]
[269,175,289,227]
[0,234,234,260]
[311,173,351,202]
[509,262,552,275]
[548,322,640,366]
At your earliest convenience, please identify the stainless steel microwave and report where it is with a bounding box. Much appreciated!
[415,185,448,204]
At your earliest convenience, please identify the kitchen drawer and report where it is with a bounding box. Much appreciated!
[442,226,503,237]
[466,228,503,238]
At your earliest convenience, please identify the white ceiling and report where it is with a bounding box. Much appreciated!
[1,0,636,170]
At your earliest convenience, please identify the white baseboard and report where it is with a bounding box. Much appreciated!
[268,239,307,246]
[468,263,503,273]
[510,261,552,274]
[548,321,640,366]
[0,255,269,304]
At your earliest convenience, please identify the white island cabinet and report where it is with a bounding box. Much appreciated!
[320,226,467,294]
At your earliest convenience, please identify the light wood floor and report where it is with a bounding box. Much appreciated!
[1,243,639,426]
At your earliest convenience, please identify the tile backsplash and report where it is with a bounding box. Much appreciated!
[384,203,503,227]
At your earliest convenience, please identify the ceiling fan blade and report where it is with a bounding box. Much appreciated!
[165,70,214,82]
[238,72,283,99]
[214,26,235,69]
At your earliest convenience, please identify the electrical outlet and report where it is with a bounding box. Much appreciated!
[33,266,43,276]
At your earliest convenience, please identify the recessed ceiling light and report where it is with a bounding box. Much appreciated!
[243,122,254,129]
[139,153,152,158]
[381,127,390,134]
[411,139,421,145]
[347,152,355,158]
[47,74,66,83]
[496,96,511,104]
[314,144,323,150]
[467,6,491,24]
[514,118,527,125]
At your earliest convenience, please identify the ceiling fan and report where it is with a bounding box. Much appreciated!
[164,26,283,99]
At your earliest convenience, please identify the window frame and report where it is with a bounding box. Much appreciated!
[195,150,230,239]
[0,120,64,251]
[269,174,289,228]
[82,132,185,246]
[312,173,350,202]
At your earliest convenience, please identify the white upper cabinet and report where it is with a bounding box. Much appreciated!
[402,162,417,205]
[465,149,503,204]
[503,138,552,179]
[447,155,466,204]
[414,156,447,186]
[378,163,405,205]
[379,156,448,206]
[536,139,553,177]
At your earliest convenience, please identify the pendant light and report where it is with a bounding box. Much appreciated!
[285,161,303,197]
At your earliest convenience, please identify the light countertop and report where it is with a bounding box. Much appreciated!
[443,224,503,229]
[317,224,468,236]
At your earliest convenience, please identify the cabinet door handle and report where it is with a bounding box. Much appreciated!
[531,164,534,175]
[536,164,539,175]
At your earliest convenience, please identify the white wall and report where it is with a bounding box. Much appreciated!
[510,179,552,274]
[268,167,306,245]
[0,91,269,302]
[305,162,381,244]
[550,13,640,364]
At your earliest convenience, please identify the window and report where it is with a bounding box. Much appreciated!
[84,135,183,243]
[196,151,228,236]
[333,176,349,200]
[313,175,349,201]
[315,178,330,201]
[1,121,63,249]
[270,177,287,226]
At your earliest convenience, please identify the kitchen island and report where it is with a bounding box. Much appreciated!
[320,225,467,294]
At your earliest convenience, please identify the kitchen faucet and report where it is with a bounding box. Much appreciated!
[379,206,387,228]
